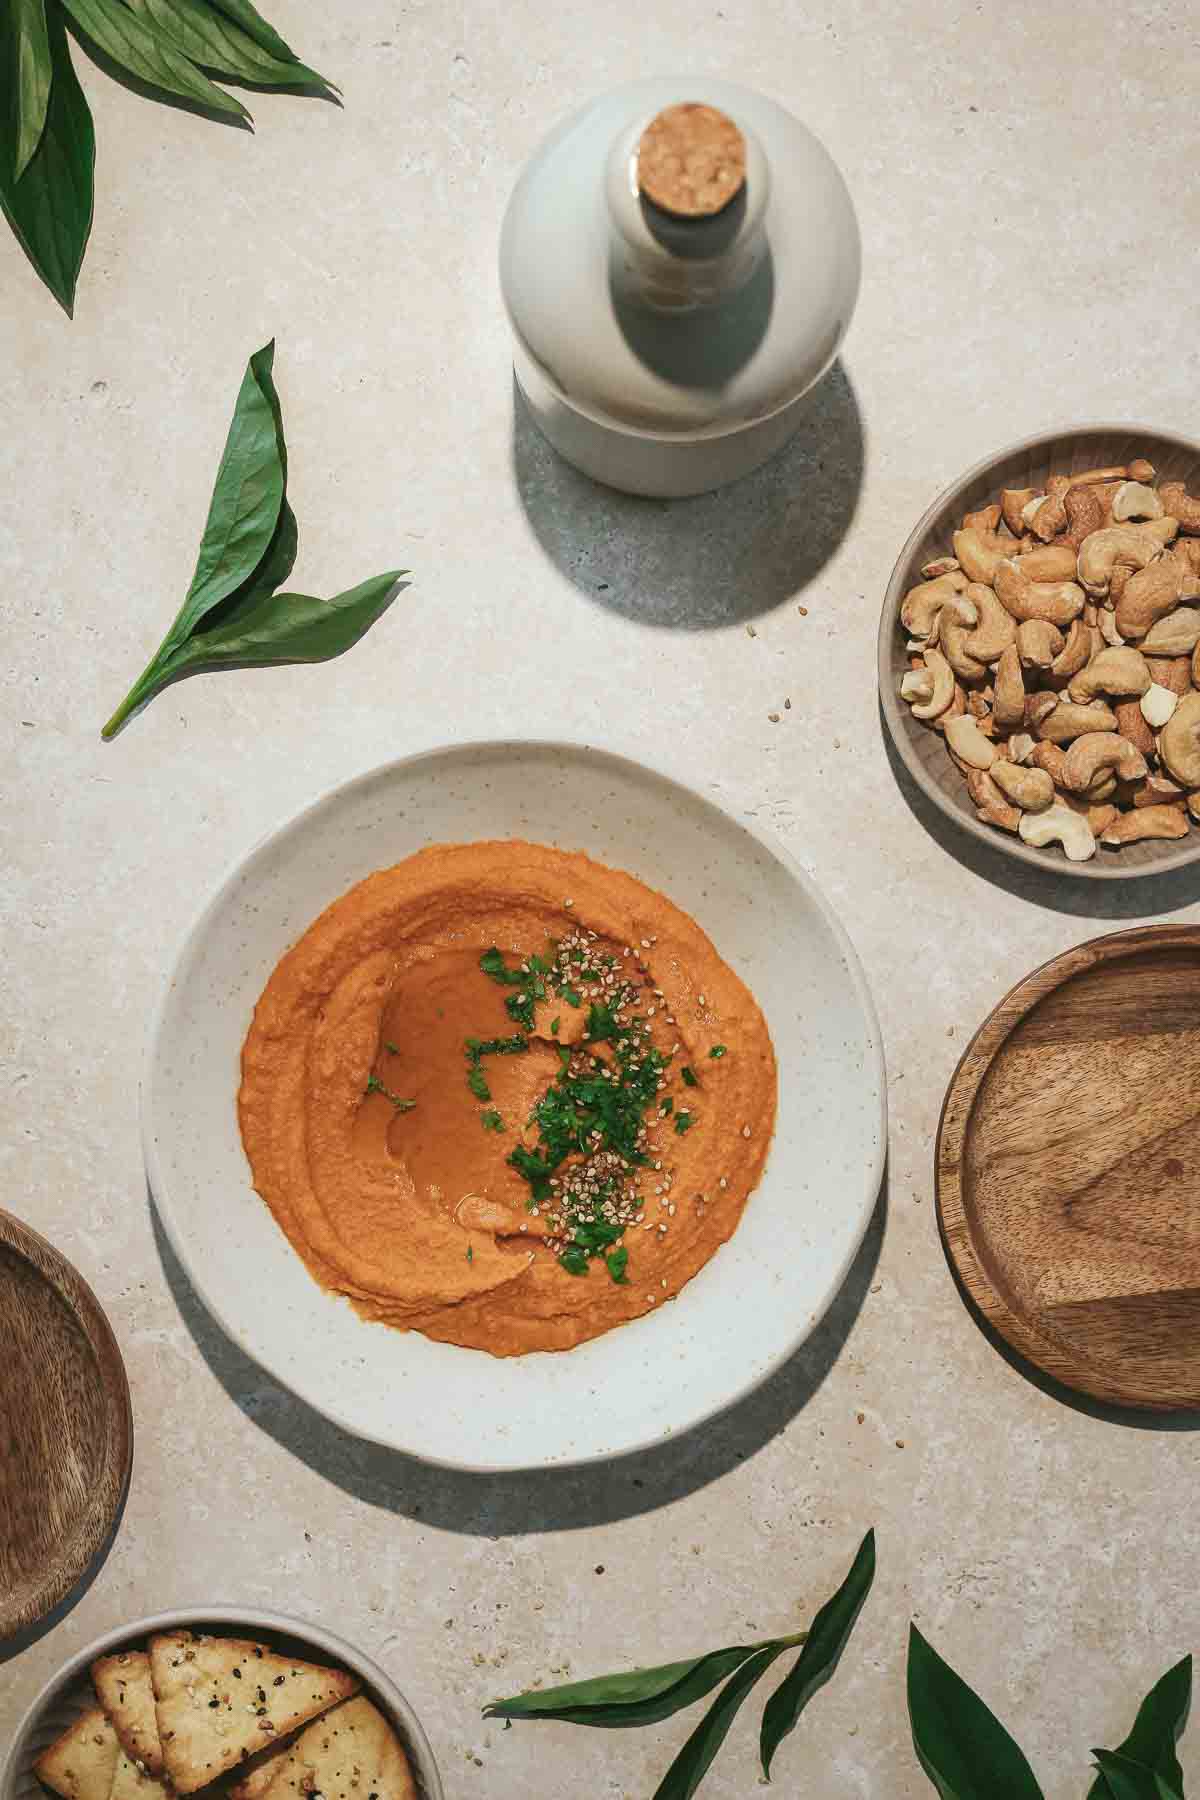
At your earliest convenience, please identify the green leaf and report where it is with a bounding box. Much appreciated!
[206,0,301,64]
[760,1528,875,1779]
[484,1639,799,1730]
[907,1625,1044,1799]
[1088,1658,1191,1800]
[606,1246,629,1283]
[60,0,249,121]
[0,2,93,313]
[11,0,51,180]
[1092,1750,1184,1800]
[122,0,336,96]
[653,1644,791,1800]
[158,572,402,675]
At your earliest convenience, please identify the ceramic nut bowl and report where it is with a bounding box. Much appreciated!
[878,424,1200,880]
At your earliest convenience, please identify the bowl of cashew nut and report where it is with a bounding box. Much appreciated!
[879,426,1200,877]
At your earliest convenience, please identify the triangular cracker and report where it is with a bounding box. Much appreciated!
[110,1751,173,1800]
[258,1697,416,1800]
[33,1706,120,1800]
[149,1630,358,1795]
[91,1650,165,1776]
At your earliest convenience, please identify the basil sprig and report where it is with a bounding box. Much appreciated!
[101,340,404,738]
[908,1630,1191,1800]
[2,0,336,314]
[485,1528,874,1797]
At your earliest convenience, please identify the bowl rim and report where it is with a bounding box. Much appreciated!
[1,1605,444,1800]
[877,421,1200,881]
[141,734,888,1472]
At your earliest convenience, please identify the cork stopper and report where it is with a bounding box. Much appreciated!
[636,102,747,219]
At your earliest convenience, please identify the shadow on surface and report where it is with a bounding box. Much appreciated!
[882,712,1200,920]
[939,1234,1200,1432]
[153,1174,886,1536]
[0,1473,129,1667]
[511,359,864,630]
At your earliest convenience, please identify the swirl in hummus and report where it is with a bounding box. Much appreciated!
[238,841,777,1355]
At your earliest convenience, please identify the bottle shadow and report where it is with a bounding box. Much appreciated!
[510,358,865,630]
[150,1172,886,1536]
[880,708,1200,920]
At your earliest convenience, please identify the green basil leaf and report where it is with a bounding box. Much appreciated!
[653,1643,791,1800]
[164,572,405,672]
[760,1527,875,1779]
[1091,1750,1184,1800]
[11,0,51,180]
[206,0,299,64]
[122,0,335,96]
[1087,1658,1191,1800]
[0,1,93,313]
[484,1640,792,1730]
[907,1625,1044,1799]
[60,0,249,121]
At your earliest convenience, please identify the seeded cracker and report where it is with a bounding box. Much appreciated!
[255,1697,416,1800]
[91,1650,164,1776]
[110,1751,172,1800]
[32,1707,120,1800]
[149,1630,359,1794]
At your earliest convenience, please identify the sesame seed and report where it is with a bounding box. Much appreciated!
[742,1124,751,1138]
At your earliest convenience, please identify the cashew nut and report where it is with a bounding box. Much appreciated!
[1008,733,1036,764]
[1140,683,1180,729]
[953,528,1011,586]
[990,759,1054,812]
[1076,519,1178,596]
[966,768,1021,833]
[1159,691,1200,788]
[921,555,960,580]
[1001,488,1038,537]
[1025,691,1060,730]
[1062,484,1113,549]
[1100,805,1190,846]
[1030,740,1069,783]
[1133,772,1189,808]
[963,504,1002,535]
[1159,480,1200,535]
[1098,609,1126,647]
[1067,645,1152,704]
[904,647,956,722]
[900,571,970,640]
[1016,619,1064,669]
[1019,801,1097,861]
[1111,480,1164,523]
[944,713,997,770]
[1158,655,1195,697]
[1061,791,1119,837]
[1115,700,1155,759]
[1036,700,1118,743]
[994,560,1086,626]
[940,605,990,681]
[1049,618,1093,681]
[1027,475,1071,542]
[1063,731,1148,793]
[1115,555,1184,640]
[1141,605,1200,657]
[935,682,968,734]
[963,583,1017,663]
[989,644,1024,731]
[1128,459,1156,483]
[1016,543,1078,583]
[1191,793,1200,824]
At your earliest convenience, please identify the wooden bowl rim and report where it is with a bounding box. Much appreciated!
[0,1210,133,1640]
[878,421,1200,883]
[936,923,1200,1409]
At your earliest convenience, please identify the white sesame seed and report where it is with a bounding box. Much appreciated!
[698,993,706,1006]
[742,1124,751,1138]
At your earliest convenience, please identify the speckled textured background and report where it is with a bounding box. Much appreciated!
[3,1,1199,1793]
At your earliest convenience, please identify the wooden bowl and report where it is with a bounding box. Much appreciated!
[3,1607,444,1800]
[878,425,1200,881]
[937,925,1200,1409]
[0,1211,132,1642]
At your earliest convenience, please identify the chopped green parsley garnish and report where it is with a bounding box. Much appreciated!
[384,1041,401,1055]
[680,1065,698,1087]
[659,1096,674,1115]
[466,1244,474,1263]
[674,1110,694,1135]
[559,983,582,1007]
[364,1073,416,1112]
[466,1067,491,1101]
[560,1245,590,1276]
[550,1016,561,1036]
[606,1246,629,1284]
[480,1109,504,1132]
[709,1045,727,1058]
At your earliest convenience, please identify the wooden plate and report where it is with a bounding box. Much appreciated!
[937,926,1200,1409]
[0,1212,132,1640]
[878,424,1200,881]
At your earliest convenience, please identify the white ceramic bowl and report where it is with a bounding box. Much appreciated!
[3,1607,443,1800]
[145,741,886,1471]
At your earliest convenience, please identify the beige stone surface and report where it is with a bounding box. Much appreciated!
[3,1,1199,1795]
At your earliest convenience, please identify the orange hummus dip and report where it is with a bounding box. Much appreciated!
[238,842,776,1355]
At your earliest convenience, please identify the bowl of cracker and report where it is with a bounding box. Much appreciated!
[3,1609,443,1800]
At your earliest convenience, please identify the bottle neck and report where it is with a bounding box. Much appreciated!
[604,115,770,313]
